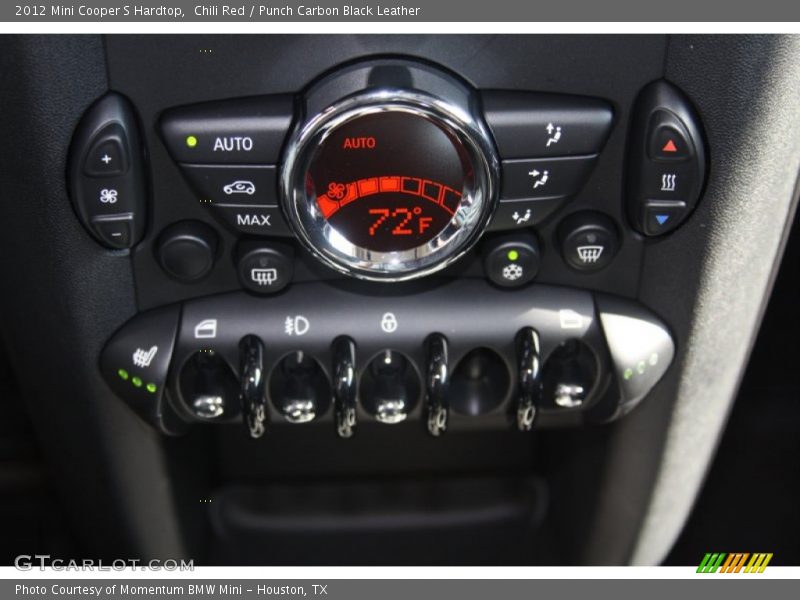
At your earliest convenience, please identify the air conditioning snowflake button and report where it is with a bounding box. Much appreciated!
[483,234,541,288]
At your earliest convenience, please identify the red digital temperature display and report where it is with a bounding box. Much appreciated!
[307,112,467,252]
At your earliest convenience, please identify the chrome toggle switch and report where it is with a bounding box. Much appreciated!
[516,327,541,431]
[332,337,358,439]
[239,334,267,438]
[425,334,450,436]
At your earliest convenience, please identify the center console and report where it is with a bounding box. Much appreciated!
[66,53,705,442]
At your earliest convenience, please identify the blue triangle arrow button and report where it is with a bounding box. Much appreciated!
[655,214,670,226]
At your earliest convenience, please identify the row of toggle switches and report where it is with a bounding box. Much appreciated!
[207,330,550,440]
[99,281,675,437]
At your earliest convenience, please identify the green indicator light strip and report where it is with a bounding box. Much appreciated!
[131,376,143,388]
[117,368,129,381]
[146,383,158,394]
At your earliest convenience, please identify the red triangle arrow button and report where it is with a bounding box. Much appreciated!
[662,139,678,153]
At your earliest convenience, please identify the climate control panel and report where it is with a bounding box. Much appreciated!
[68,59,707,296]
[64,56,708,434]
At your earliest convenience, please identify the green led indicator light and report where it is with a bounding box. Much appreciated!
[507,250,520,261]
[131,376,143,388]
[623,368,634,381]
[146,383,157,394]
[185,135,198,148]
[648,353,659,366]
[636,361,646,375]
[117,368,129,381]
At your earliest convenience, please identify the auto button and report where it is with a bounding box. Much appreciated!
[160,95,294,164]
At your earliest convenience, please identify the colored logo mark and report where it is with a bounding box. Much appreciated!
[697,552,773,573]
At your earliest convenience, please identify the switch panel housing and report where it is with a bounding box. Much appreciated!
[100,280,674,436]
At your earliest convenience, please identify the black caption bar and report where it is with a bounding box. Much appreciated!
[4,0,800,22]
[5,579,800,600]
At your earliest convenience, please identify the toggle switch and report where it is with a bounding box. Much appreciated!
[332,337,357,439]
[239,335,267,438]
[270,351,330,423]
[425,334,450,437]
[178,350,239,421]
[362,351,418,425]
[516,327,541,431]
[541,339,598,410]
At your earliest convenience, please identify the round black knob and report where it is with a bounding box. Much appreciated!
[156,221,218,282]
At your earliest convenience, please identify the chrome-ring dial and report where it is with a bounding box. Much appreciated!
[281,86,498,281]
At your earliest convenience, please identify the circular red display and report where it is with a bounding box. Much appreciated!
[307,111,468,252]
